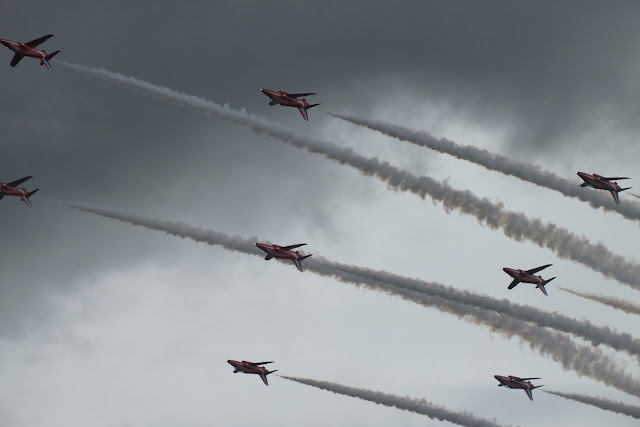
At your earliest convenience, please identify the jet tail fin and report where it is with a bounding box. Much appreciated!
[260,370,278,386]
[41,50,60,70]
[45,50,60,61]
[539,277,554,296]
[22,188,39,207]
[292,254,312,272]
[298,104,321,121]
[27,189,39,198]
[609,188,631,204]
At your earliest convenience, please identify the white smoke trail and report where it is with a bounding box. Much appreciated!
[329,113,640,221]
[56,61,640,291]
[544,390,640,419]
[279,375,507,427]
[53,201,640,399]
[559,287,640,317]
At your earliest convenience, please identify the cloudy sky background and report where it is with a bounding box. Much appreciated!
[1,1,640,425]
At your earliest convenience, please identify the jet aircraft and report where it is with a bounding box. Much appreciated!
[255,242,312,272]
[260,88,320,121]
[227,360,277,386]
[502,264,555,296]
[494,375,543,401]
[0,35,60,70]
[0,176,39,207]
[577,172,631,204]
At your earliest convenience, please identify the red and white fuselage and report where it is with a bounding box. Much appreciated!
[502,264,555,296]
[255,242,312,272]
[0,176,39,207]
[494,375,543,401]
[0,35,60,70]
[260,88,320,121]
[577,172,631,204]
[227,360,277,386]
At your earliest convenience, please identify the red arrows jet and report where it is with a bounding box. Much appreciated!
[502,264,555,296]
[0,176,39,207]
[255,242,312,272]
[227,360,278,386]
[0,35,60,70]
[577,172,631,204]
[260,88,320,121]
[494,375,543,401]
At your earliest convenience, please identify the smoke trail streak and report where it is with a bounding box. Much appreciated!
[330,113,640,222]
[56,61,640,291]
[559,287,640,316]
[544,390,640,419]
[314,259,640,360]
[53,201,640,399]
[279,375,507,427]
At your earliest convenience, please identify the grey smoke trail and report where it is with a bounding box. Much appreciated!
[279,375,506,427]
[330,113,640,222]
[631,193,640,200]
[54,201,640,399]
[544,390,640,419]
[559,287,640,316]
[317,259,640,360]
[56,61,640,291]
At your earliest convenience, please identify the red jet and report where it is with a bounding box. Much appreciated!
[0,176,39,207]
[227,360,278,386]
[577,172,631,204]
[494,375,543,401]
[502,264,555,296]
[260,88,320,121]
[0,35,60,70]
[255,242,313,272]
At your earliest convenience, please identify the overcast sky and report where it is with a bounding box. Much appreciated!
[0,1,639,426]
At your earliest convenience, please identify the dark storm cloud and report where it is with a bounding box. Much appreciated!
[1,1,639,334]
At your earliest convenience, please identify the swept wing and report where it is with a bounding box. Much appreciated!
[24,34,53,48]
